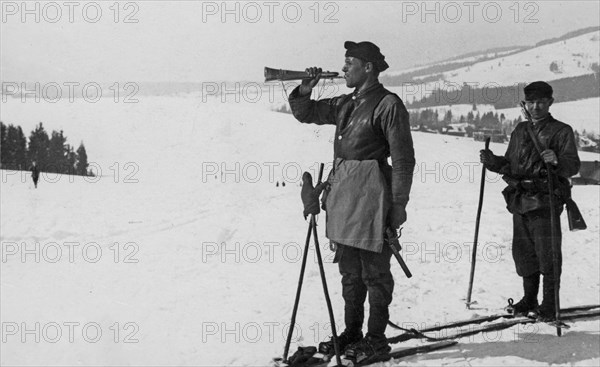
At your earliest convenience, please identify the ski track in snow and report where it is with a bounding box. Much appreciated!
[1,96,599,366]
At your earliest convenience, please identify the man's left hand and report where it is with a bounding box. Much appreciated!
[541,149,558,165]
[389,204,407,229]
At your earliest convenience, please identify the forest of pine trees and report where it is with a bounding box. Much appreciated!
[408,108,599,152]
[408,108,520,134]
[0,121,92,176]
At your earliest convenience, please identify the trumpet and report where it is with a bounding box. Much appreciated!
[264,67,344,82]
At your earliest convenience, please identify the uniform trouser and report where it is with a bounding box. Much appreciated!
[512,207,563,278]
[335,244,394,338]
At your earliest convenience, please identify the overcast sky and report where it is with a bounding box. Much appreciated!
[1,1,599,83]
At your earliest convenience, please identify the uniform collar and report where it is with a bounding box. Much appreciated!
[352,82,382,100]
[531,114,552,128]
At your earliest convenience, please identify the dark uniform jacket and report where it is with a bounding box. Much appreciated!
[288,83,415,208]
[487,114,580,214]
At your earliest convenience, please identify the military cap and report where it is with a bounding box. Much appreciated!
[524,81,553,100]
[344,41,389,72]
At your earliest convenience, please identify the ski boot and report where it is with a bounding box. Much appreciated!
[506,297,539,317]
[344,333,391,364]
[506,273,540,317]
[318,330,363,356]
[286,346,317,367]
[535,302,556,322]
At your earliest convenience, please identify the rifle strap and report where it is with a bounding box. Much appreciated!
[525,122,546,159]
[526,122,563,181]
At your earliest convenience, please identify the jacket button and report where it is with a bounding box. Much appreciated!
[338,135,342,140]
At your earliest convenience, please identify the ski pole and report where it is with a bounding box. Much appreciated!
[282,215,314,361]
[313,216,343,366]
[311,163,343,366]
[546,165,562,336]
[466,137,490,309]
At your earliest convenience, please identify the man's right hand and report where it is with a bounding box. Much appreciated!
[480,149,500,167]
[480,149,506,173]
[299,67,322,96]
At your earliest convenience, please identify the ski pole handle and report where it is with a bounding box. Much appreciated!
[317,163,325,185]
[386,228,412,278]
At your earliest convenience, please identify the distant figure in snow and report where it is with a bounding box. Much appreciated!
[480,81,580,321]
[289,41,415,360]
[30,161,40,189]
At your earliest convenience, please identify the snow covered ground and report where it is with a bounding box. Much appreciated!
[1,94,599,366]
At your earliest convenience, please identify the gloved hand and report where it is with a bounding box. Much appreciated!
[480,149,503,171]
[388,203,407,229]
[541,149,558,166]
[301,172,329,219]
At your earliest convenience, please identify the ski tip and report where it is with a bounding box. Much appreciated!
[327,359,353,367]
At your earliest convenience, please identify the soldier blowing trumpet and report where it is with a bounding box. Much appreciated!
[287,41,416,363]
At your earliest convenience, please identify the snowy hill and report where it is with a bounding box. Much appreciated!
[1,94,599,366]
[428,30,599,86]
[384,27,599,87]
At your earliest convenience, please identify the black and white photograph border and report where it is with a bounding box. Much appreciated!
[1,1,599,366]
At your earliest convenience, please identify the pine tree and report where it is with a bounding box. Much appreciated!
[467,111,474,125]
[14,126,27,170]
[474,113,481,129]
[444,110,453,124]
[0,122,7,168]
[1,122,26,170]
[76,142,89,176]
[66,144,77,175]
[5,124,22,169]
[48,130,68,173]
